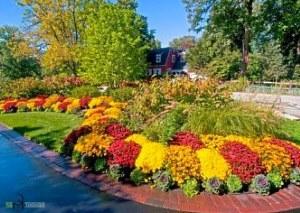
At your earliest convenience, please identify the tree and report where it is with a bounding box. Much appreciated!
[183,0,260,74]
[79,2,152,86]
[260,0,300,79]
[0,26,41,80]
[18,0,92,75]
[169,36,196,50]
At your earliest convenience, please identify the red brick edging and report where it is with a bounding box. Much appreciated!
[1,125,300,213]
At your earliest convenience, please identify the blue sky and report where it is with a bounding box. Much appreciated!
[0,0,197,47]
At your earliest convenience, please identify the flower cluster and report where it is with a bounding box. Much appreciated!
[200,134,227,150]
[166,145,201,185]
[125,134,152,147]
[74,133,113,157]
[105,123,132,140]
[220,142,265,183]
[196,148,231,180]
[170,132,205,150]
[107,140,141,168]
[135,142,167,173]
[264,138,300,167]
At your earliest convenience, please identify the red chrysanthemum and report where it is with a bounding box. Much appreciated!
[170,132,205,150]
[107,140,141,168]
[105,123,132,140]
[79,97,92,109]
[3,101,18,112]
[266,138,300,167]
[220,141,265,183]
[58,101,72,112]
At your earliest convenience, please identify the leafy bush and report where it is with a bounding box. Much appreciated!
[143,107,186,144]
[226,175,243,193]
[72,151,81,163]
[152,170,173,192]
[250,174,271,195]
[203,177,225,194]
[106,87,135,102]
[181,178,200,197]
[108,164,125,181]
[80,154,94,168]
[69,85,101,98]
[94,158,107,173]
[183,102,284,138]
[130,168,146,186]
[290,167,300,185]
[267,170,284,189]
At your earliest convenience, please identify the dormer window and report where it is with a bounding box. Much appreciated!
[156,54,161,63]
[172,54,176,63]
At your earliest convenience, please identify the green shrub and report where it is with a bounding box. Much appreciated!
[72,151,81,163]
[226,175,243,193]
[181,178,200,197]
[69,85,101,98]
[108,165,125,181]
[250,174,271,195]
[106,87,135,102]
[290,167,300,185]
[267,170,284,189]
[183,102,284,138]
[152,170,173,192]
[143,107,186,144]
[80,154,94,168]
[94,158,107,173]
[130,168,146,186]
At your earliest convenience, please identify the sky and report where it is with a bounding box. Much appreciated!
[0,0,197,47]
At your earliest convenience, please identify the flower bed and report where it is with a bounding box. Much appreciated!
[1,95,300,197]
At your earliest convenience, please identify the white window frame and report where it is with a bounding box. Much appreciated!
[156,54,161,63]
[172,54,176,63]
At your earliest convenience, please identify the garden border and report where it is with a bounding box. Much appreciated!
[1,124,300,213]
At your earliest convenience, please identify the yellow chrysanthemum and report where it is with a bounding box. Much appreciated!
[125,134,152,146]
[135,142,167,173]
[74,133,113,157]
[196,148,231,180]
[166,145,201,185]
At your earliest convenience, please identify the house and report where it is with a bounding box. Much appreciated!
[147,47,187,76]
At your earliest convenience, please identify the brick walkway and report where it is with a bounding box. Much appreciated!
[1,125,300,213]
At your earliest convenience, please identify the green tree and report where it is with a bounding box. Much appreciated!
[183,0,260,74]
[169,36,197,50]
[260,0,300,79]
[0,26,41,80]
[79,2,151,86]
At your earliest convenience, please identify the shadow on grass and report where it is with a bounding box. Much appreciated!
[12,126,69,151]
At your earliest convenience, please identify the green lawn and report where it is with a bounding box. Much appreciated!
[0,112,82,152]
[281,119,300,145]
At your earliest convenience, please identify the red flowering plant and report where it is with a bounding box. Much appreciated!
[107,140,141,168]
[63,125,92,155]
[79,97,92,109]
[266,138,300,167]
[170,132,205,150]
[58,101,72,112]
[3,100,18,113]
[105,123,132,140]
[220,142,265,183]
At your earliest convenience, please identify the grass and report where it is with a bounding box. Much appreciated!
[0,112,82,152]
[280,119,300,145]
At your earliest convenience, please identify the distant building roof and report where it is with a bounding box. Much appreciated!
[147,47,171,66]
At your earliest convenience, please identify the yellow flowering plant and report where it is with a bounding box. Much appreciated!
[88,96,113,109]
[200,135,227,150]
[196,148,231,180]
[74,133,113,157]
[166,146,201,185]
[125,134,152,147]
[66,99,81,113]
[135,142,167,173]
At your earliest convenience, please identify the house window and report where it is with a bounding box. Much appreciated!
[172,55,176,63]
[156,54,161,63]
[153,68,161,75]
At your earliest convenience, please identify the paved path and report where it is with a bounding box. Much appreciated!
[1,125,300,213]
[233,92,300,119]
